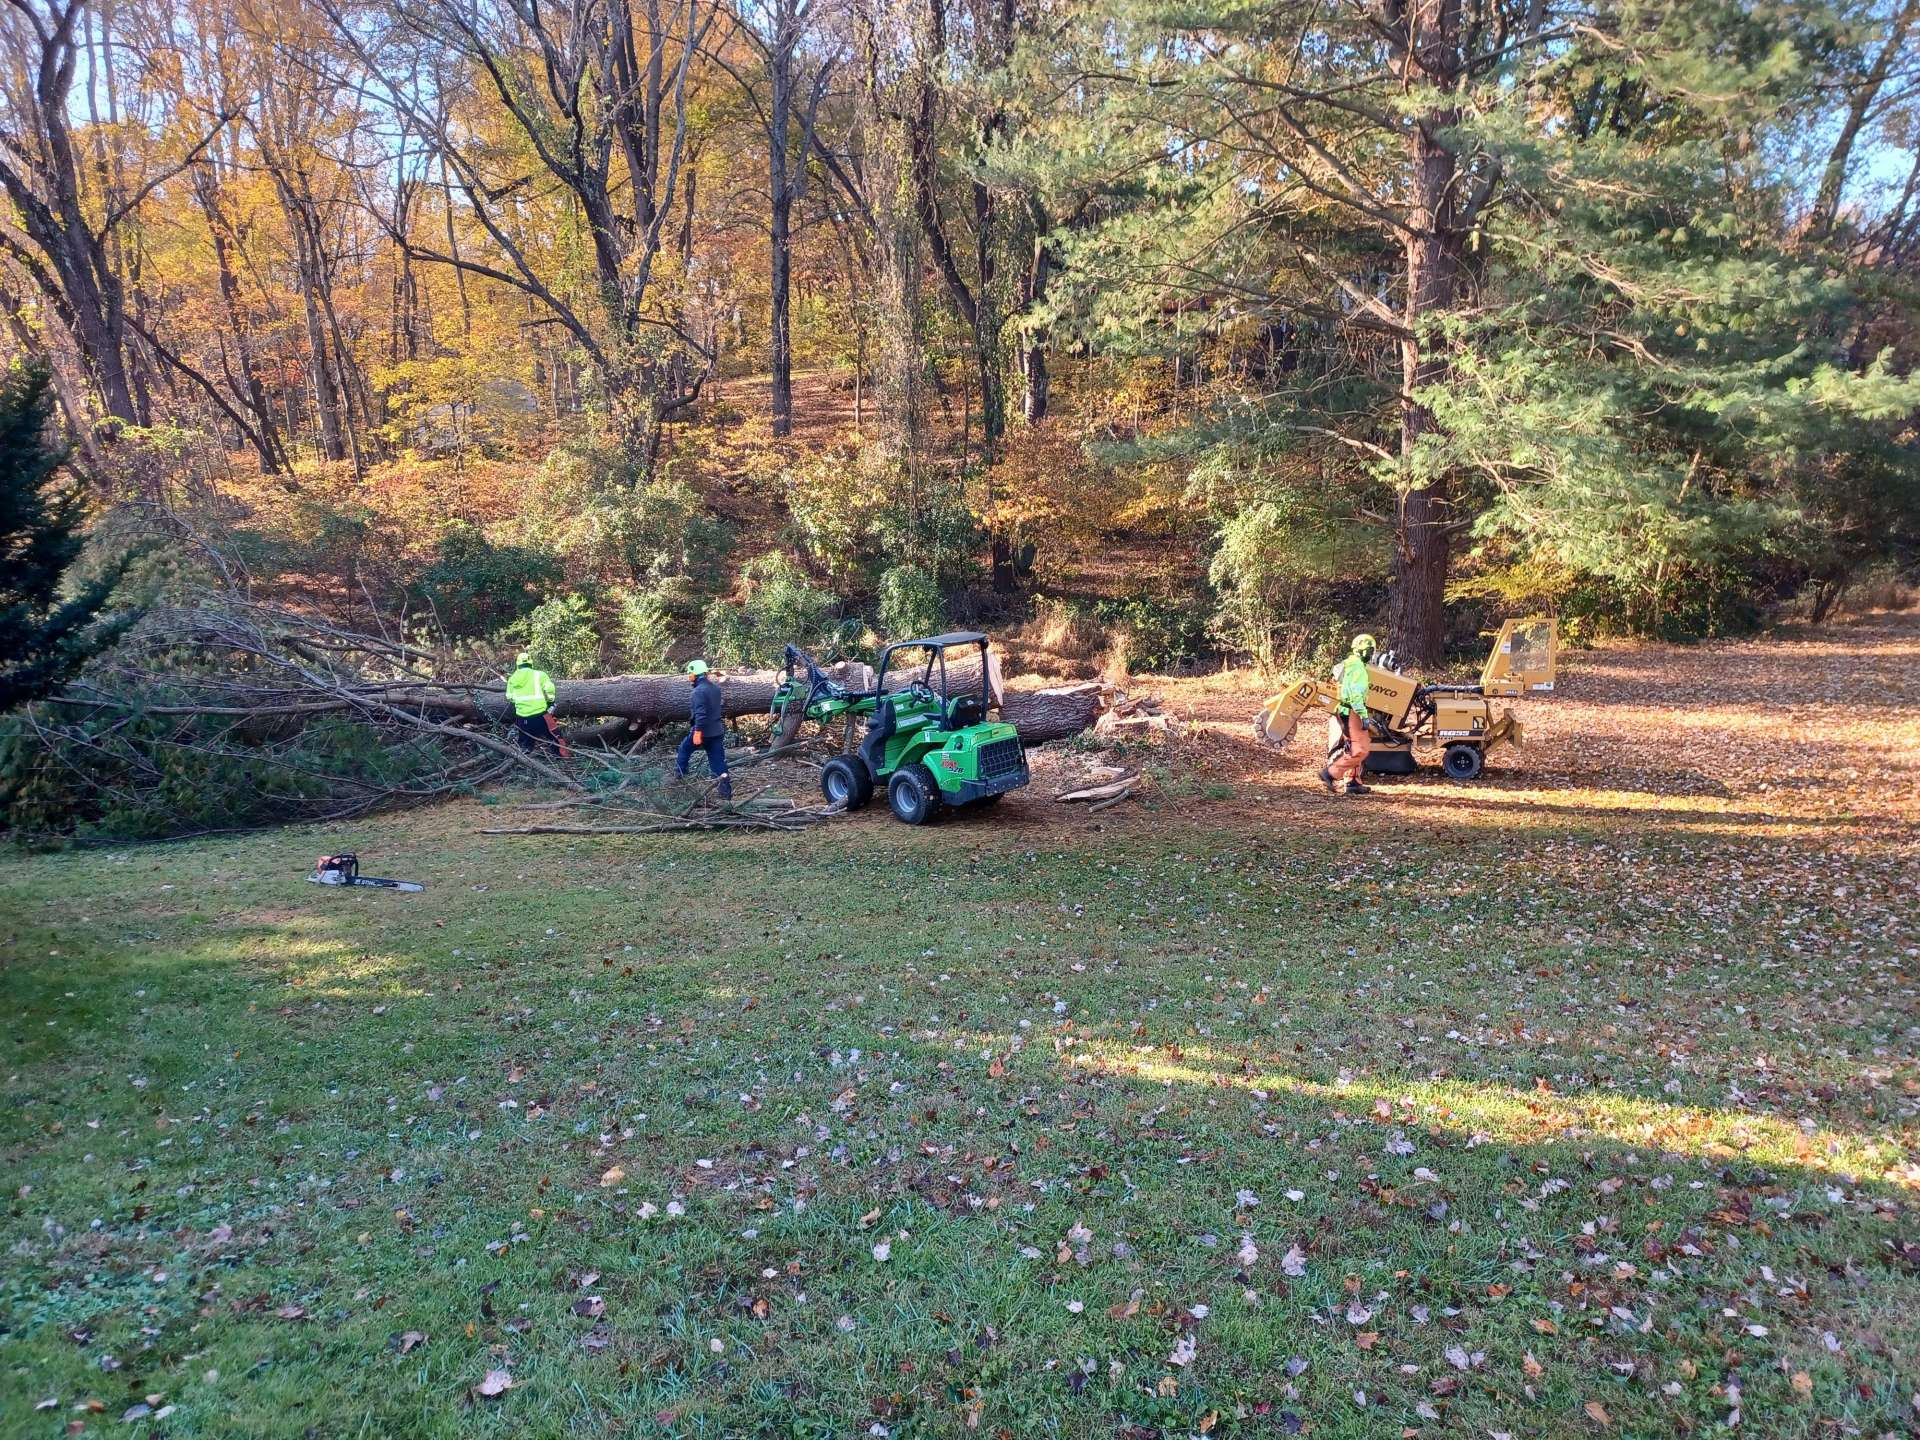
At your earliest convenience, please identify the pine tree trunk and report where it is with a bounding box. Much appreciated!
[1389,0,1464,668]
[1021,232,1050,422]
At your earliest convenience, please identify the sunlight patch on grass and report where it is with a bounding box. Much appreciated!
[210,926,435,1001]
[1062,1040,1912,1184]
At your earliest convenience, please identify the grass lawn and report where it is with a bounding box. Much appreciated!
[4,620,1919,1438]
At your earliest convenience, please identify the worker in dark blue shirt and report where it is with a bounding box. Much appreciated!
[676,659,732,801]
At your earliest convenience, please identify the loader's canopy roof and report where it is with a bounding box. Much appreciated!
[890,631,988,648]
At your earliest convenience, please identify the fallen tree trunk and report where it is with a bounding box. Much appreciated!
[381,667,1105,747]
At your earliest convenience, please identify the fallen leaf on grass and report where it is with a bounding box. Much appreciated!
[1355,1331,1379,1350]
[1281,1244,1308,1277]
[600,1166,626,1187]
[572,1297,605,1318]
[872,1240,891,1262]
[1790,1372,1812,1398]
[858,1208,881,1228]
[275,1305,307,1321]
[1522,1352,1543,1379]
[1168,1334,1197,1367]
[475,1369,513,1399]
[1532,1317,1557,1334]
[1584,1400,1610,1427]
[393,1331,427,1354]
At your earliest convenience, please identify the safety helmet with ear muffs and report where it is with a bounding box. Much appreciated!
[1351,633,1377,658]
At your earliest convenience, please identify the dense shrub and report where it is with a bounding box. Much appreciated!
[869,490,984,591]
[781,445,879,581]
[703,553,855,667]
[1206,499,1377,671]
[777,439,984,595]
[875,564,944,639]
[511,593,601,676]
[414,523,562,637]
[522,443,731,585]
[1095,588,1210,673]
[0,702,453,843]
[609,585,677,669]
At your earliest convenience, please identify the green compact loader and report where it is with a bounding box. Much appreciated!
[771,632,1031,824]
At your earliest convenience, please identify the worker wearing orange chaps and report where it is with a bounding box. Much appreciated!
[1321,633,1377,795]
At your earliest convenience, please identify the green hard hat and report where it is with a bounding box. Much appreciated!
[515,650,533,666]
[686,658,710,677]
[1352,633,1377,654]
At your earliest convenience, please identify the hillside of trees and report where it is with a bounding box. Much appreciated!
[4,0,1920,834]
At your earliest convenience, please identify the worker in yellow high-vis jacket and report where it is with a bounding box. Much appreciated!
[1320,633,1376,795]
[504,651,558,751]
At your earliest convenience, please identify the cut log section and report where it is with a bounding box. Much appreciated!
[1092,691,1183,739]
[1055,775,1141,803]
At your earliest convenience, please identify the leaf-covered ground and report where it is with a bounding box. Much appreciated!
[4,615,1917,1439]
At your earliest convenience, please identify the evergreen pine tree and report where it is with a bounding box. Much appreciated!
[0,363,140,713]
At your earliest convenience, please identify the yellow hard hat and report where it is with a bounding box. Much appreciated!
[515,650,532,666]
[686,658,710,676]
[1352,633,1377,655]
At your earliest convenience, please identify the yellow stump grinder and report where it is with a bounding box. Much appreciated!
[1254,618,1559,781]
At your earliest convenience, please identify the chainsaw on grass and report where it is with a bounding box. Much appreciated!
[307,853,424,892]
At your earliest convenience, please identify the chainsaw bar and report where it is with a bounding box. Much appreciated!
[307,872,424,892]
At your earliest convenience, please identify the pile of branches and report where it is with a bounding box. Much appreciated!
[481,783,845,837]
[4,594,557,840]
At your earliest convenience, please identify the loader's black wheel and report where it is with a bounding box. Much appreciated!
[887,764,942,825]
[1442,744,1485,781]
[820,755,874,810]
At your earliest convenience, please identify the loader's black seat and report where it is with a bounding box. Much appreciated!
[947,694,986,729]
[861,698,897,775]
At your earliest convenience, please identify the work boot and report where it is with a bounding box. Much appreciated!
[1344,781,1372,795]
[1318,768,1336,793]
[716,777,734,803]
